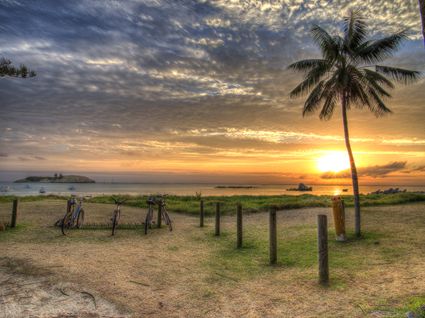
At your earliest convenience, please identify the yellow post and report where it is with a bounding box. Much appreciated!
[332,196,346,241]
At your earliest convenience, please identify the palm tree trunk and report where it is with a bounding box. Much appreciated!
[420,0,425,47]
[342,95,361,237]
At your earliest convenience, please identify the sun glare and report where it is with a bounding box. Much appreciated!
[317,151,350,173]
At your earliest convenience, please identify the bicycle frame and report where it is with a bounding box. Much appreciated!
[144,195,172,234]
[61,196,85,235]
[111,197,126,236]
[68,198,83,222]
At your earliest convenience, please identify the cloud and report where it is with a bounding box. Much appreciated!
[382,138,425,145]
[0,1,424,177]
[403,165,425,173]
[16,155,46,161]
[321,162,408,179]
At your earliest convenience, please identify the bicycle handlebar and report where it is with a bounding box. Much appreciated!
[111,197,126,205]
[146,195,167,206]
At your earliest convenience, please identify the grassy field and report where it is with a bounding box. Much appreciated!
[0,199,424,317]
[0,191,424,216]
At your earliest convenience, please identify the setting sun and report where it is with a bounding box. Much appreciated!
[317,151,350,173]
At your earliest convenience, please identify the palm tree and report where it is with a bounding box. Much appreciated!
[288,10,420,237]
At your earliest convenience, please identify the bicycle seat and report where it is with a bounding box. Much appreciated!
[146,198,156,205]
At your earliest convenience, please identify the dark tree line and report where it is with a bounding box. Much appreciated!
[0,57,36,78]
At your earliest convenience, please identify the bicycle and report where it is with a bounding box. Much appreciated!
[144,195,172,234]
[111,197,126,236]
[60,196,85,235]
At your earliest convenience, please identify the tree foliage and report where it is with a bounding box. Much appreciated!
[288,10,420,120]
[0,57,36,78]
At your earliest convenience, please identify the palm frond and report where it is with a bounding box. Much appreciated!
[363,69,395,89]
[319,92,337,120]
[356,31,408,63]
[375,65,421,84]
[289,76,316,98]
[343,10,367,50]
[302,80,325,116]
[289,63,330,98]
[364,77,391,98]
[350,68,392,101]
[317,75,339,120]
[347,72,371,108]
[287,59,327,72]
[311,25,338,61]
[368,88,393,117]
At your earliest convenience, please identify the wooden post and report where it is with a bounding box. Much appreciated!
[11,199,18,228]
[236,203,242,248]
[269,207,277,265]
[157,204,162,228]
[215,202,220,236]
[318,214,329,285]
[331,196,346,241]
[200,200,204,227]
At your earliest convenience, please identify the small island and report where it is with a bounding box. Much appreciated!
[215,185,258,189]
[287,183,313,192]
[14,174,95,183]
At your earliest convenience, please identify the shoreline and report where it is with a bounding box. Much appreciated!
[1,182,424,198]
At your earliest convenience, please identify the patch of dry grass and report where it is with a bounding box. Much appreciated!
[0,200,424,317]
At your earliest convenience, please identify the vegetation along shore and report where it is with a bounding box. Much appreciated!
[1,192,424,216]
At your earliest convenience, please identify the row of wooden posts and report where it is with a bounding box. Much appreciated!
[6,198,329,285]
[200,200,329,285]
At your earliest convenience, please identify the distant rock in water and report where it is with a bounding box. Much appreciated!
[287,183,313,192]
[14,175,95,183]
[369,188,406,195]
[215,185,257,189]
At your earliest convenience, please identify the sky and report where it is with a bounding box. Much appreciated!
[0,0,424,184]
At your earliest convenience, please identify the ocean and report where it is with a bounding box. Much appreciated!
[0,182,424,197]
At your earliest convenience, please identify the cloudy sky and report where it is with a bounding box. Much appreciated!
[0,0,424,184]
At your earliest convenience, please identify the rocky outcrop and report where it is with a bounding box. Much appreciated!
[287,183,313,191]
[369,188,406,195]
[14,175,95,183]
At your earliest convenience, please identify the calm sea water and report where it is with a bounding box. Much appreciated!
[0,182,424,197]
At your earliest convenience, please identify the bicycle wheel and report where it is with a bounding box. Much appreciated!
[76,208,85,229]
[144,207,152,235]
[163,208,173,232]
[111,210,120,236]
[61,213,71,236]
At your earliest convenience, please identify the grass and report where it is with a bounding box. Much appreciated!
[368,295,425,317]
[197,225,387,283]
[1,256,53,277]
[399,296,425,317]
[1,192,424,216]
[0,199,424,317]
[0,194,67,204]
